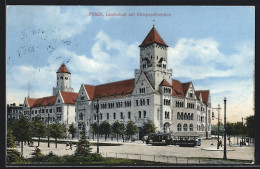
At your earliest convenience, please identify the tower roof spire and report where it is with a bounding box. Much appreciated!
[57,63,71,74]
[139,26,168,47]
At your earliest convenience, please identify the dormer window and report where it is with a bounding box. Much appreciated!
[189,93,193,98]
[60,76,63,79]
[65,77,68,80]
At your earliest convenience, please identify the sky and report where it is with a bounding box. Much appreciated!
[6,6,255,124]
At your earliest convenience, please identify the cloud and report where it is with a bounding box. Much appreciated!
[168,38,254,80]
[7,6,92,39]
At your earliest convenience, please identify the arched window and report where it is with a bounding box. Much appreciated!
[188,113,191,120]
[184,113,187,120]
[181,112,183,120]
[191,113,194,120]
[189,124,193,131]
[183,124,188,131]
[177,112,180,120]
[177,123,182,131]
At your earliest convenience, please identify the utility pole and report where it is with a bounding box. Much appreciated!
[212,104,221,149]
[223,97,227,160]
[96,96,100,154]
[242,117,244,146]
[48,113,50,148]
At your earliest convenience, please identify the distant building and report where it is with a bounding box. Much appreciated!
[7,103,23,121]
[22,63,77,138]
[75,26,212,139]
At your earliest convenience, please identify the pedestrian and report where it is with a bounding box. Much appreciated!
[219,140,222,147]
[69,142,72,150]
[66,142,69,150]
[240,140,242,147]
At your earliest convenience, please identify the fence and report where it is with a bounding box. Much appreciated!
[100,152,205,164]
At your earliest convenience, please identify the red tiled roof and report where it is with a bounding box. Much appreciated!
[172,80,185,97]
[195,90,210,105]
[27,96,57,108]
[84,79,135,100]
[57,63,71,74]
[60,91,78,104]
[195,91,202,100]
[139,26,168,47]
[182,82,191,96]
[159,79,172,87]
[26,98,38,108]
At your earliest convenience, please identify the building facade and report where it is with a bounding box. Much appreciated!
[7,103,24,121]
[22,64,78,137]
[75,26,212,139]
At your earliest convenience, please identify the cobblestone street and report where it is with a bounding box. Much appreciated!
[12,137,254,164]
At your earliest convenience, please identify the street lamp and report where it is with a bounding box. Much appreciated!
[223,97,227,160]
[241,117,244,146]
[96,96,100,154]
[48,113,50,148]
[212,104,221,149]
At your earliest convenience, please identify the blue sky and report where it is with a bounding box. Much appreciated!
[6,6,254,123]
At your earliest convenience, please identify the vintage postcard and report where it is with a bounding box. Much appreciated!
[6,5,255,166]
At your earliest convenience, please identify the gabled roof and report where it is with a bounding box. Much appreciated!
[57,63,71,74]
[159,79,172,87]
[143,72,155,90]
[195,91,202,101]
[27,96,57,108]
[60,91,78,104]
[84,79,135,100]
[182,82,191,96]
[139,26,168,47]
[195,90,210,105]
[172,80,185,97]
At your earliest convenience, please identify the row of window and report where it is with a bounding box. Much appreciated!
[94,101,132,110]
[136,99,150,106]
[164,87,171,94]
[176,101,184,107]
[139,87,146,94]
[177,123,193,131]
[177,112,194,121]
[187,103,195,109]
[164,99,171,106]
[57,76,69,80]
[197,115,205,122]
[28,108,56,116]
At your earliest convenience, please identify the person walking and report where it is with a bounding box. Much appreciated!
[69,142,72,150]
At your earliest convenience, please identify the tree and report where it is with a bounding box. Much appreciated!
[7,128,15,148]
[68,123,77,139]
[75,123,92,157]
[49,122,66,148]
[126,121,138,141]
[246,115,254,138]
[99,120,110,141]
[120,122,126,142]
[31,116,46,147]
[90,122,99,140]
[142,120,156,135]
[111,121,122,141]
[12,115,31,156]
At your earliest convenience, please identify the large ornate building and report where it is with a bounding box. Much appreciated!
[23,64,78,137]
[75,26,212,139]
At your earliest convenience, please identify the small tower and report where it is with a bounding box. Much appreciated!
[53,63,74,95]
[136,26,172,90]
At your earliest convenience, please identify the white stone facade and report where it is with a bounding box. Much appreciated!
[75,27,212,139]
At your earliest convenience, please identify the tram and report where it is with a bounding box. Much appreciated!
[146,133,201,147]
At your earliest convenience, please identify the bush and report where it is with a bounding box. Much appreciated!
[7,149,27,164]
[91,153,103,161]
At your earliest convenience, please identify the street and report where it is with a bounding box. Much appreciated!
[12,137,254,164]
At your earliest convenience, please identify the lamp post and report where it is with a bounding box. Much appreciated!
[212,104,221,149]
[48,113,50,148]
[241,117,244,146]
[96,96,100,154]
[223,97,227,160]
